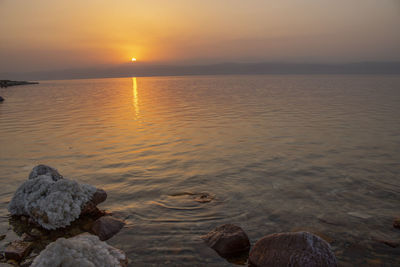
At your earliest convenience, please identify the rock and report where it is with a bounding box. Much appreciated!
[248,232,337,267]
[5,240,33,261]
[8,165,102,230]
[81,189,107,215]
[28,164,63,181]
[31,233,127,267]
[0,96,4,102]
[91,216,125,241]
[202,224,250,256]
[393,218,400,229]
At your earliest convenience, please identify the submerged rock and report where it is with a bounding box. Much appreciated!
[202,224,250,257]
[248,232,337,267]
[30,233,127,267]
[8,165,105,230]
[91,216,125,241]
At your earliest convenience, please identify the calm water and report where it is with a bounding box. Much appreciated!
[1,75,400,266]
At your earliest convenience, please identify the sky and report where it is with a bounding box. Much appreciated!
[1,0,400,73]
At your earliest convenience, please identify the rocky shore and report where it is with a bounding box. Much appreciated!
[1,165,399,266]
[0,80,39,88]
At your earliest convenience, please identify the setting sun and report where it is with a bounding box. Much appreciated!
[131,57,137,62]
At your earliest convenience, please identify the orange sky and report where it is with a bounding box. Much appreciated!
[1,0,400,72]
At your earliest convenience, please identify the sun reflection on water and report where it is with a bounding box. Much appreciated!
[132,77,139,118]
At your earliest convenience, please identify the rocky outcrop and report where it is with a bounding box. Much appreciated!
[8,165,106,230]
[202,224,250,256]
[248,232,337,267]
[30,233,127,267]
[0,80,38,88]
[91,216,125,241]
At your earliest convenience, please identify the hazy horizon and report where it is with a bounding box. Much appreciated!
[1,0,400,74]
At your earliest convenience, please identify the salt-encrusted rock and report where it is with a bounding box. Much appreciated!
[31,234,128,267]
[28,164,63,181]
[202,224,250,256]
[8,165,102,230]
[249,232,337,267]
[92,216,125,241]
[5,240,33,261]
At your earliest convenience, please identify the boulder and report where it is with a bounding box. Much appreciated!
[202,224,250,256]
[31,233,127,267]
[91,216,125,241]
[5,240,33,261]
[8,165,105,230]
[248,232,337,267]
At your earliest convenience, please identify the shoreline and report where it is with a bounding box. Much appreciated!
[0,80,39,88]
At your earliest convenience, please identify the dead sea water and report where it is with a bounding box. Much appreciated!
[1,75,400,265]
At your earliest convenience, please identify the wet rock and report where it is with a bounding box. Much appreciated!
[81,189,107,215]
[202,224,250,256]
[5,241,33,261]
[28,165,63,181]
[248,232,337,267]
[91,216,125,241]
[393,218,400,229]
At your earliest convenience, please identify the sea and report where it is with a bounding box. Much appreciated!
[1,75,400,266]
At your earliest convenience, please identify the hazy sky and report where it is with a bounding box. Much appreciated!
[1,0,400,72]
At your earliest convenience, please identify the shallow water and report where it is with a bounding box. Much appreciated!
[1,75,400,266]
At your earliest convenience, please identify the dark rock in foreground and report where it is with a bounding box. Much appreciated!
[202,224,250,257]
[249,232,337,267]
[5,240,33,261]
[0,80,39,88]
[91,216,125,241]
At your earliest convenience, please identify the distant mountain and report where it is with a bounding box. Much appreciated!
[2,62,400,81]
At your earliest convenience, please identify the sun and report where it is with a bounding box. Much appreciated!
[131,57,137,62]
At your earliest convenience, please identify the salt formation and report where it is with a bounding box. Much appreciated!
[31,234,127,267]
[8,165,97,229]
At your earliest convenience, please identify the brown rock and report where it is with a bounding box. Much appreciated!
[393,218,400,229]
[5,240,33,261]
[249,232,337,267]
[91,216,125,241]
[81,189,107,215]
[202,224,250,256]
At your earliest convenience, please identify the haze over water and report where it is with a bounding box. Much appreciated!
[1,75,400,265]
